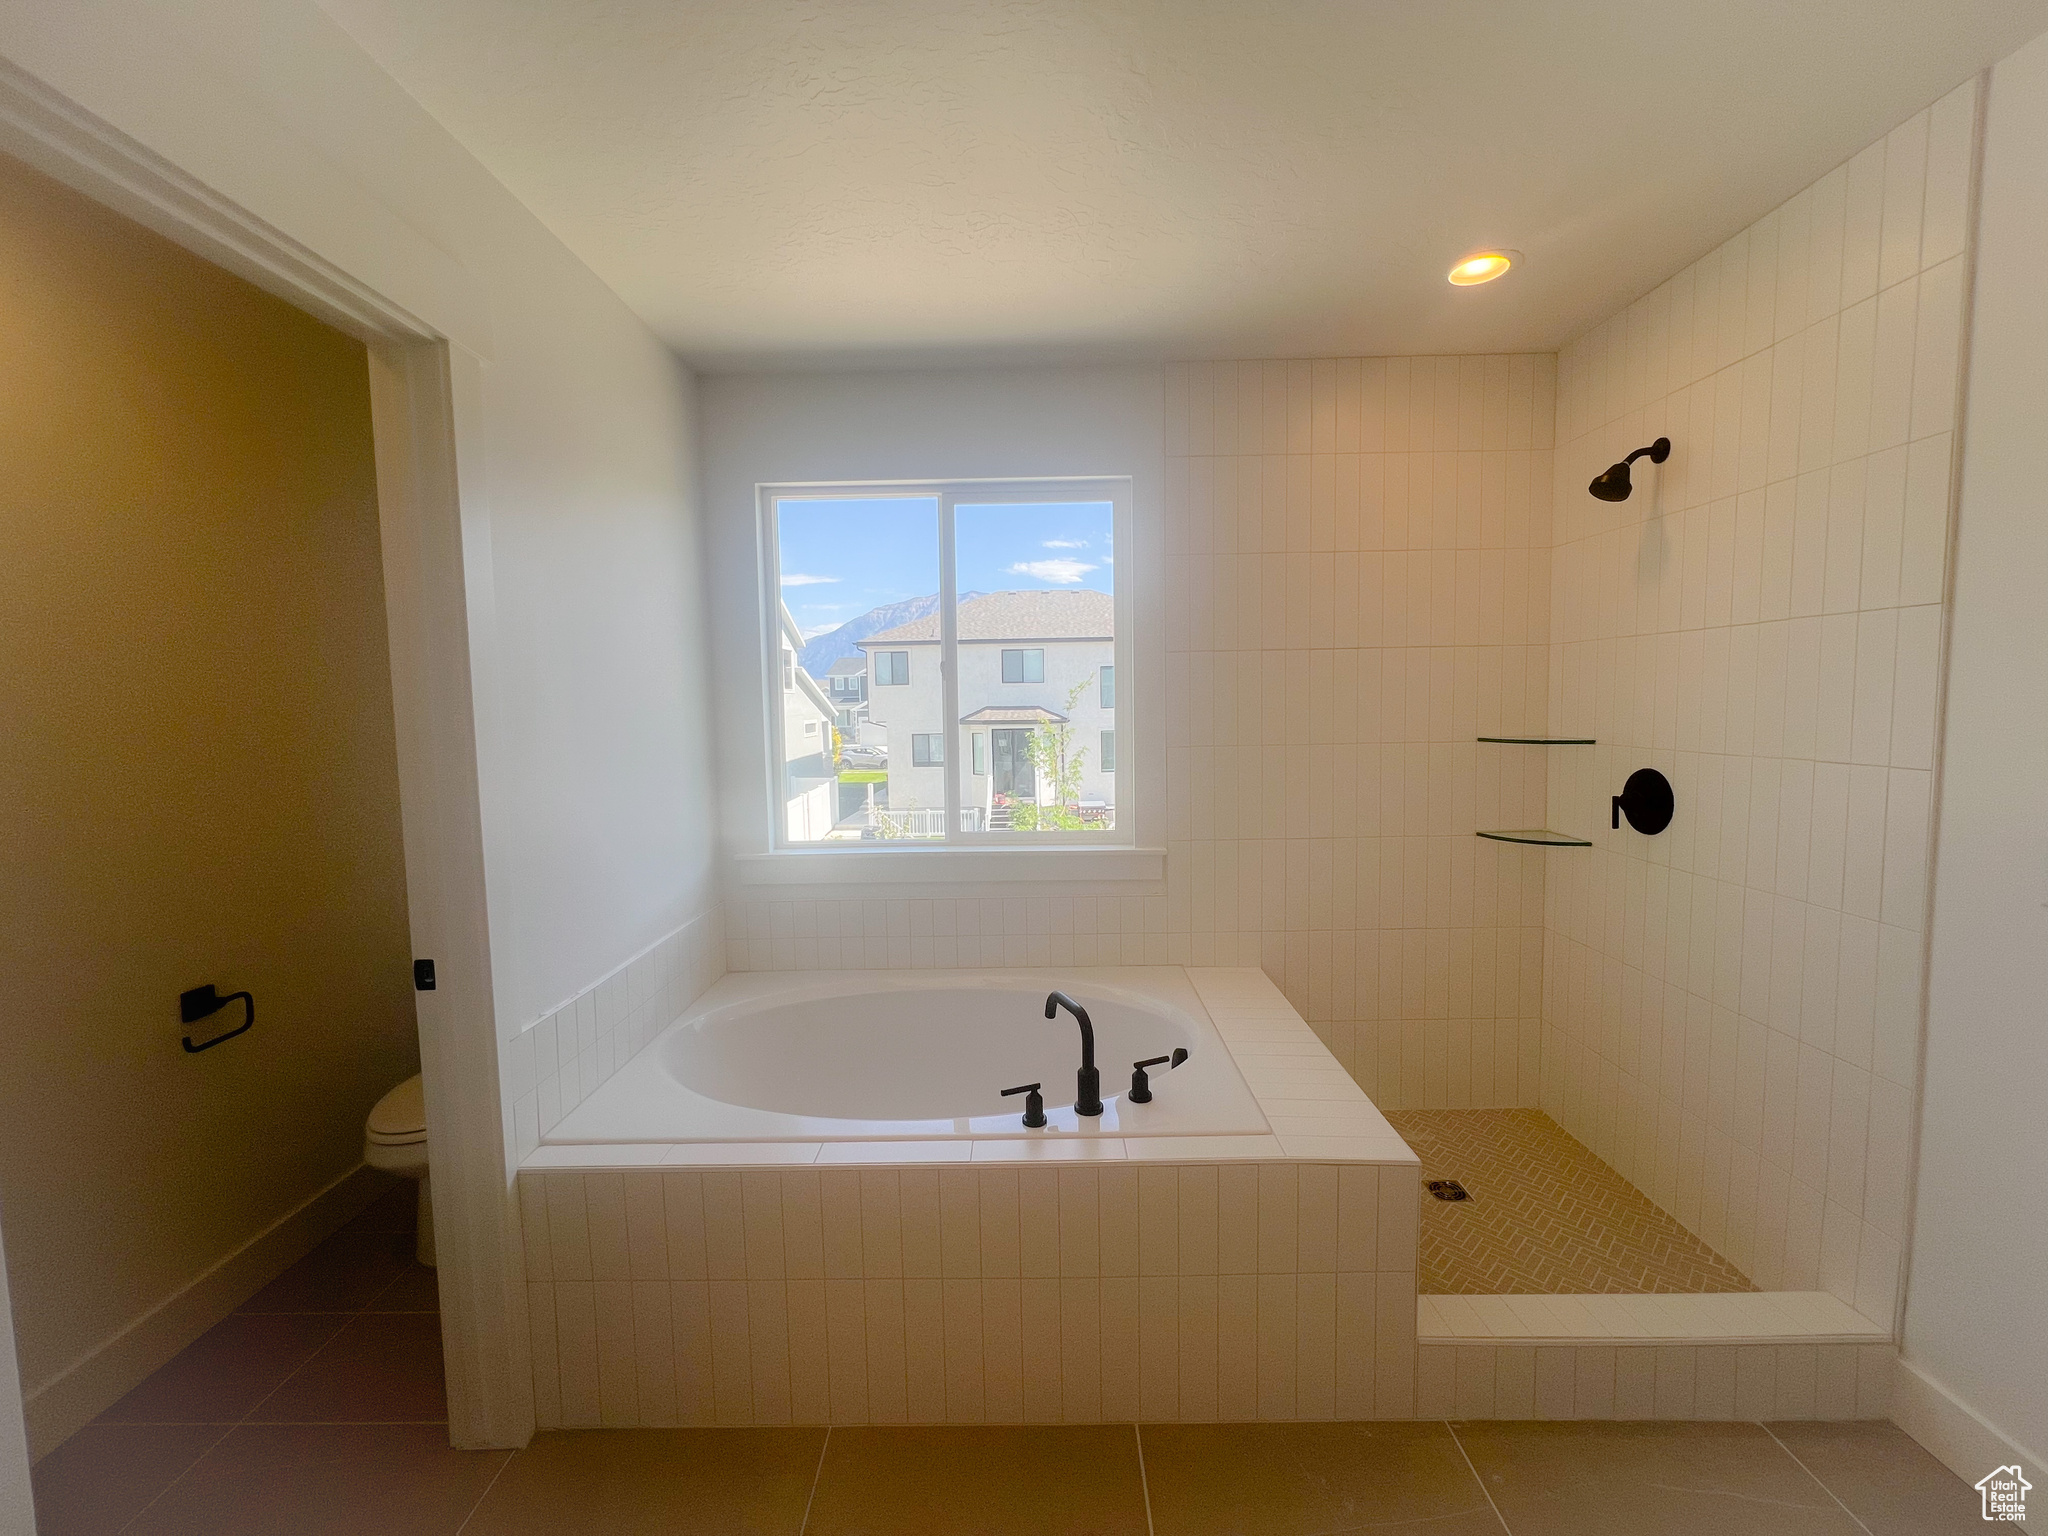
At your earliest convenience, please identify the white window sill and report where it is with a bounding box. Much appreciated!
[734,846,1165,886]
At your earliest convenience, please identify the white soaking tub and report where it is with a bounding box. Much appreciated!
[544,967,1271,1145]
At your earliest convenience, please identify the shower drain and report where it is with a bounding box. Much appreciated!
[1427,1179,1471,1202]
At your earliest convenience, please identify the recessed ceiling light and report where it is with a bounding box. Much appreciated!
[1448,250,1520,286]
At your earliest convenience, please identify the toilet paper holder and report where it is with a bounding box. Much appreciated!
[181,984,255,1053]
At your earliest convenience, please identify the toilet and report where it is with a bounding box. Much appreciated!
[364,1074,434,1267]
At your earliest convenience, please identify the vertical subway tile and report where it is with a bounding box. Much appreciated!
[1218,1273,1260,1420]
[981,1276,1023,1423]
[903,1277,947,1423]
[899,1170,943,1280]
[786,1279,831,1423]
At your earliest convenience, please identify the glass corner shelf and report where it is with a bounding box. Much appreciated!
[1476,736,1596,745]
[1475,829,1593,847]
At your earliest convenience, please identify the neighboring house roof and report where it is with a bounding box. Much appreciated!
[960,705,1070,724]
[859,588,1112,645]
[825,657,867,676]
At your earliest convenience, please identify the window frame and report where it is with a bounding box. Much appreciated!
[758,476,1134,855]
[872,650,909,687]
[999,647,1045,684]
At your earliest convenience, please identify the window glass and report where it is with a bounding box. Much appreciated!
[773,496,941,842]
[1000,648,1045,684]
[768,484,1123,848]
[953,500,1115,835]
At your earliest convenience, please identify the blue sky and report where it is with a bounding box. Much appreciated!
[776,496,1114,636]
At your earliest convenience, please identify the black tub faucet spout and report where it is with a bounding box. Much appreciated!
[1045,991,1104,1116]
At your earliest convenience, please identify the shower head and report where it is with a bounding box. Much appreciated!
[1588,437,1671,502]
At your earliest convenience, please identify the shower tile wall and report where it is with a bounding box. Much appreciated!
[1541,79,1977,1323]
[727,357,1557,1112]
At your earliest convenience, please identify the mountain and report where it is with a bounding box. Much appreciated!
[798,593,985,678]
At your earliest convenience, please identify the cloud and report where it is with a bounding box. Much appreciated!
[1008,558,1098,584]
[780,573,839,586]
[1042,538,1089,549]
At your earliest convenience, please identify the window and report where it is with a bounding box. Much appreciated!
[763,478,1128,848]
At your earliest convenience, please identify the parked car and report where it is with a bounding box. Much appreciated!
[840,742,887,768]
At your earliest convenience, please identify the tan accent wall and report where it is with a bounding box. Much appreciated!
[0,150,415,1394]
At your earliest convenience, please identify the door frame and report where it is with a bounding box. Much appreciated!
[0,56,531,1459]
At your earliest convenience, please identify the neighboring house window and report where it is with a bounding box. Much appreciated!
[764,478,1129,848]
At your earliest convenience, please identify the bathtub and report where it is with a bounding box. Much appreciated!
[545,967,1271,1145]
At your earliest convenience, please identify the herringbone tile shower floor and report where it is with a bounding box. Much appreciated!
[1382,1107,1757,1295]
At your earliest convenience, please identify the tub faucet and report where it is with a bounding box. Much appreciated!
[1044,991,1104,1117]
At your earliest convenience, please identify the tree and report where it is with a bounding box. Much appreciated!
[1010,679,1092,831]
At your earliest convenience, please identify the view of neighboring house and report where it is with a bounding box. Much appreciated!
[823,655,869,737]
[856,588,1114,830]
[776,602,837,841]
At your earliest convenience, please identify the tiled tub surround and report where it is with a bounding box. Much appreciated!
[727,353,1558,1115]
[1541,79,1978,1329]
[517,969,1426,1426]
[503,906,725,1164]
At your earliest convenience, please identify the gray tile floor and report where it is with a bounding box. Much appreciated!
[29,1182,1994,1534]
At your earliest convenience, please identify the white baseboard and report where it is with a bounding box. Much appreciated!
[22,1161,391,1459]
[1891,1353,2045,1486]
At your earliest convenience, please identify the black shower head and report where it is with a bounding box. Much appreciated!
[1588,437,1671,502]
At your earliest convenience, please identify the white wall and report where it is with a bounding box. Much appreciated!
[1542,78,1976,1322]
[701,363,1168,870]
[1905,28,2048,1473]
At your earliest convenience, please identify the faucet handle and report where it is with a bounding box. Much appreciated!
[1127,1048,1189,1104]
[1001,1082,1047,1129]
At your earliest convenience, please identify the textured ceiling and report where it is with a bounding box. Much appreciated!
[318,0,2047,370]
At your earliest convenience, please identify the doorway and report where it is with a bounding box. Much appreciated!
[991,727,1037,799]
